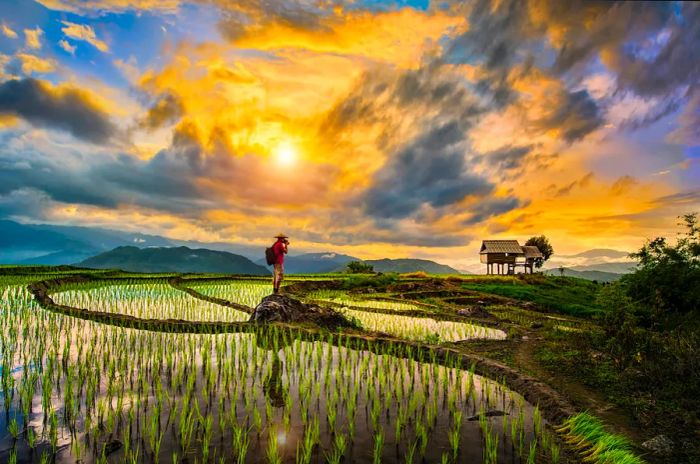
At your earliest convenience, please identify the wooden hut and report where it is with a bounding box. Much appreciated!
[479,240,524,275]
[521,245,543,274]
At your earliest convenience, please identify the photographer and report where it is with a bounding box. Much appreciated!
[271,233,289,293]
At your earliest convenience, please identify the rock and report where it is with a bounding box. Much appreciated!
[530,321,544,329]
[468,410,508,421]
[458,307,492,319]
[250,294,351,328]
[642,435,673,456]
[104,439,122,455]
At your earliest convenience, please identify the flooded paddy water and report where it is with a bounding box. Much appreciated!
[0,274,559,463]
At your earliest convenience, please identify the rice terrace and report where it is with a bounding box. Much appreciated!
[1,1,699,463]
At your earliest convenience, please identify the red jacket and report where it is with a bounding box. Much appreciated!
[272,239,287,265]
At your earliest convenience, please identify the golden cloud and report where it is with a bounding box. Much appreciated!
[16,53,57,75]
[1,24,18,39]
[24,27,43,50]
[61,21,109,52]
[35,0,181,14]
[230,8,464,68]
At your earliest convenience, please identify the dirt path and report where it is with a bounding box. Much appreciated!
[509,333,657,461]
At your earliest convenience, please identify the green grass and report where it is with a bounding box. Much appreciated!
[556,412,644,464]
[462,275,603,317]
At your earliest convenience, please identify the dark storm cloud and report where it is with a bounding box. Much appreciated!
[445,0,531,107]
[462,196,523,225]
[331,228,470,248]
[0,78,117,143]
[362,121,493,219]
[321,60,525,230]
[670,100,700,146]
[141,92,183,130]
[445,0,700,131]
[321,63,483,138]
[479,145,534,171]
[541,89,603,143]
[215,0,335,41]
[0,123,211,216]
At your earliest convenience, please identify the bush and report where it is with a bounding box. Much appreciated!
[592,214,700,459]
[401,271,428,278]
[345,261,374,274]
[341,273,398,290]
[622,213,700,325]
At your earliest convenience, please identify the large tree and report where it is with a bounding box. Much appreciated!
[525,235,554,268]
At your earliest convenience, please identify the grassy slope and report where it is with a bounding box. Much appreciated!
[461,274,603,317]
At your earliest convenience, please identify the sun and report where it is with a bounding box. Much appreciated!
[274,142,297,166]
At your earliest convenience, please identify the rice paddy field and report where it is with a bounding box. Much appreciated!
[0,267,632,464]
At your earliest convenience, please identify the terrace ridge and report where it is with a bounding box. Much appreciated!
[28,275,577,425]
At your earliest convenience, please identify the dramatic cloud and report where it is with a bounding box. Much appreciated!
[0,78,117,143]
[479,145,534,171]
[668,89,700,146]
[463,197,523,225]
[140,92,183,130]
[363,121,493,219]
[60,21,109,52]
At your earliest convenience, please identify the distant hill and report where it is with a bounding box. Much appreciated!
[0,220,97,264]
[561,248,630,260]
[570,262,637,274]
[0,219,269,265]
[79,246,269,275]
[358,258,460,275]
[545,267,622,282]
[257,252,359,274]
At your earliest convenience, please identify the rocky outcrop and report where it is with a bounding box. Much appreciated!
[642,435,673,456]
[250,294,352,328]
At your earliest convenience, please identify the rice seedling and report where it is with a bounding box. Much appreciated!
[0,272,546,464]
[373,428,384,464]
[556,412,644,464]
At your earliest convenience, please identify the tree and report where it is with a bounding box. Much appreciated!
[623,212,700,322]
[346,261,374,274]
[525,235,554,268]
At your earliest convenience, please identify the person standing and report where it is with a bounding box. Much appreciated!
[272,233,288,293]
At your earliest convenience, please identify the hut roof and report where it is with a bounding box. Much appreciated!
[522,245,543,258]
[480,240,524,255]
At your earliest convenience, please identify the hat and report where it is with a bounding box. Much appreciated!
[274,232,288,239]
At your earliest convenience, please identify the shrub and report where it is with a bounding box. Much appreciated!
[401,271,428,278]
[345,261,374,274]
[341,273,398,290]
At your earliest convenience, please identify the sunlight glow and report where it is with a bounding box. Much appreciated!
[274,142,297,166]
[277,430,287,445]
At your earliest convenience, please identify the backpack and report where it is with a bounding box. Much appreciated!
[265,246,276,266]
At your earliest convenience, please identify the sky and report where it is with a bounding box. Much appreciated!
[0,0,698,268]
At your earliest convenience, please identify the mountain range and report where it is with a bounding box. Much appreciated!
[543,268,623,282]
[362,258,459,274]
[79,246,269,275]
[0,220,460,274]
[0,220,636,278]
[0,219,262,265]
